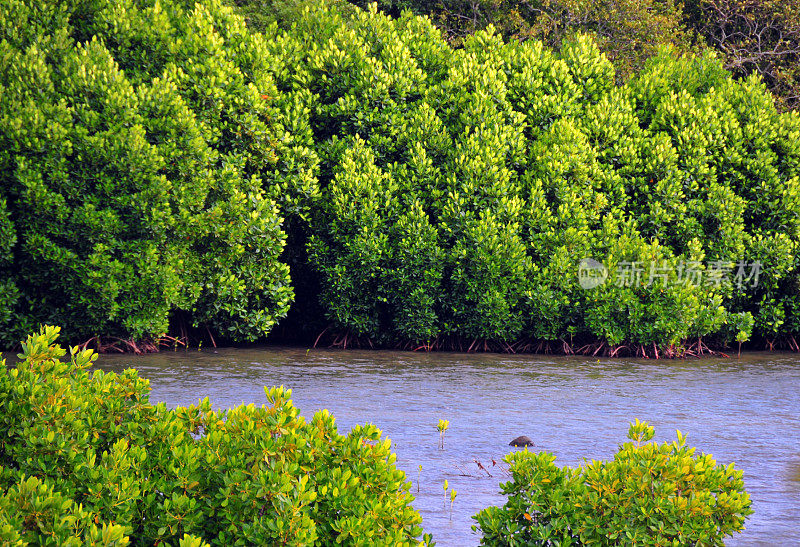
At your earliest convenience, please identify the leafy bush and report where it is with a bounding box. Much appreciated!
[473,420,752,545]
[0,474,133,546]
[0,326,428,545]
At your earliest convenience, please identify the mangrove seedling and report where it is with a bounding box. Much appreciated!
[443,479,448,509]
[437,419,449,449]
[417,464,422,493]
[450,489,457,520]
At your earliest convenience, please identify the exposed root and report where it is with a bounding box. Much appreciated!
[158,334,187,351]
[453,458,511,478]
[206,326,217,349]
[313,326,331,349]
[79,335,165,355]
[609,344,627,358]
[308,328,754,359]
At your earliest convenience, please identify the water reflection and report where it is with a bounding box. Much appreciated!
[95,348,800,546]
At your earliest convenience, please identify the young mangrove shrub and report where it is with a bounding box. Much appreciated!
[437,419,450,449]
[473,420,752,545]
[0,326,428,545]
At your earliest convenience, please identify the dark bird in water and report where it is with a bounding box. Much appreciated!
[509,435,534,447]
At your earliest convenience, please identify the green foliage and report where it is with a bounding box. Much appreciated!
[0,0,305,345]
[0,474,131,546]
[351,0,695,80]
[263,2,800,351]
[3,0,800,352]
[351,0,800,107]
[225,0,358,32]
[473,420,753,545]
[0,198,20,340]
[0,326,427,545]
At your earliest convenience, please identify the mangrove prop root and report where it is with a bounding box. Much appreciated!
[79,335,164,355]
[77,328,800,357]
[312,329,743,359]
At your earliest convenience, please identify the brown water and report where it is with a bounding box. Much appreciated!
[96,348,800,546]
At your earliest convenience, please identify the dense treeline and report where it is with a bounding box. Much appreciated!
[274,2,800,355]
[347,0,695,81]
[1,0,799,355]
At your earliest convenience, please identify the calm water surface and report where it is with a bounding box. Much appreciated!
[96,348,800,546]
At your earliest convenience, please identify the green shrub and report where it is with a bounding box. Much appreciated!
[0,473,132,546]
[0,326,428,545]
[473,420,752,545]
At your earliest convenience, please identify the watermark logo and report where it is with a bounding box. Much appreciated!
[578,258,609,289]
[578,258,762,289]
